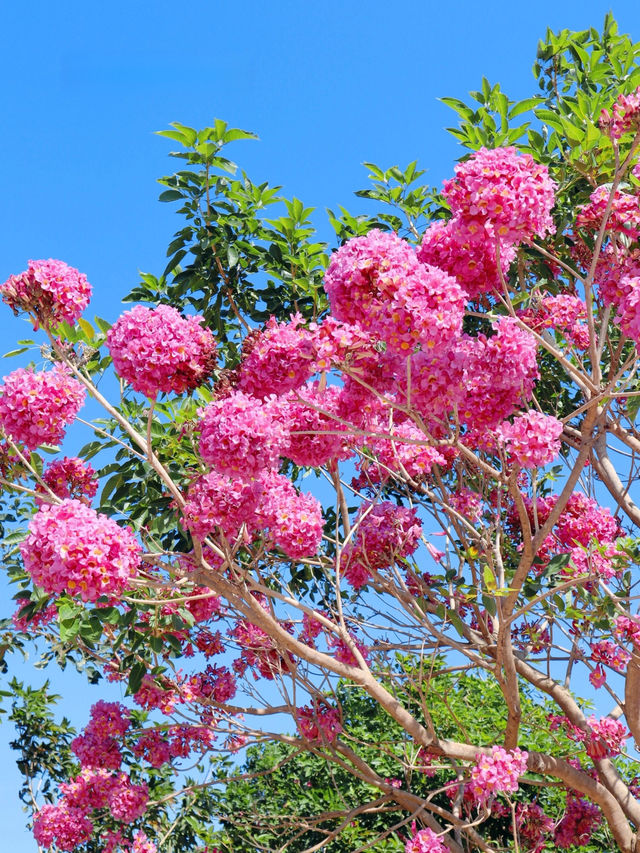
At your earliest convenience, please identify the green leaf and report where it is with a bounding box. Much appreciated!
[127,662,147,695]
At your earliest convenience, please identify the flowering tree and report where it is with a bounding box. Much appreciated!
[4,13,640,853]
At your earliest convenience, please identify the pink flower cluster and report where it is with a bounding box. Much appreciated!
[584,715,629,759]
[615,613,640,648]
[516,491,623,580]
[497,410,563,468]
[554,797,602,848]
[359,420,449,485]
[1,259,92,329]
[600,86,640,137]
[283,384,351,468]
[183,470,262,542]
[106,304,217,397]
[442,146,556,244]
[518,293,590,350]
[418,216,516,299]
[257,472,324,560]
[237,315,315,397]
[12,598,58,632]
[296,702,342,743]
[71,701,131,771]
[590,639,630,674]
[183,663,237,704]
[402,317,539,438]
[34,766,149,851]
[184,469,323,559]
[33,803,94,851]
[21,499,141,601]
[547,713,628,759]
[343,502,422,589]
[199,391,287,479]
[0,364,85,450]
[469,745,528,804]
[575,186,640,241]
[516,802,554,852]
[601,274,640,344]
[36,456,98,504]
[405,826,447,853]
[324,229,465,354]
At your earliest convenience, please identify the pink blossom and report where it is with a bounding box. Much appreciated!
[296,702,342,743]
[36,456,98,504]
[182,470,262,542]
[497,410,563,468]
[256,471,324,559]
[555,797,601,848]
[469,745,528,804]
[418,216,516,298]
[237,315,315,397]
[107,774,149,823]
[282,383,353,468]
[575,185,640,241]
[323,229,465,354]
[33,803,93,851]
[11,597,57,633]
[442,147,556,244]
[516,802,554,853]
[518,292,590,350]
[133,730,171,768]
[133,675,178,714]
[199,390,287,479]
[132,831,158,853]
[342,501,422,588]
[360,419,449,484]
[590,639,630,674]
[405,826,447,853]
[600,86,640,138]
[106,304,217,397]
[0,364,85,450]
[584,715,629,759]
[1,259,91,329]
[21,499,141,602]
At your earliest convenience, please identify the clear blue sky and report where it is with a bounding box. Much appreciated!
[2,1,640,849]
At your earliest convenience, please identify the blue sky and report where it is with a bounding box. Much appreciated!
[2,0,640,849]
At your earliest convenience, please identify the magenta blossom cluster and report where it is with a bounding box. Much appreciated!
[343,502,422,589]
[34,768,149,851]
[21,500,141,602]
[199,391,287,479]
[497,410,564,468]
[469,745,528,804]
[283,384,352,468]
[0,364,85,450]
[516,802,554,852]
[518,293,590,350]
[600,85,640,137]
[1,258,92,329]
[184,463,323,560]
[575,186,640,242]
[237,314,315,397]
[405,826,447,853]
[517,491,623,580]
[554,797,602,848]
[106,304,217,397]
[324,229,465,354]
[418,216,517,299]
[442,146,556,244]
[71,701,131,771]
[296,702,342,743]
[600,273,640,344]
[401,317,539,439]
[36,456,98,504]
